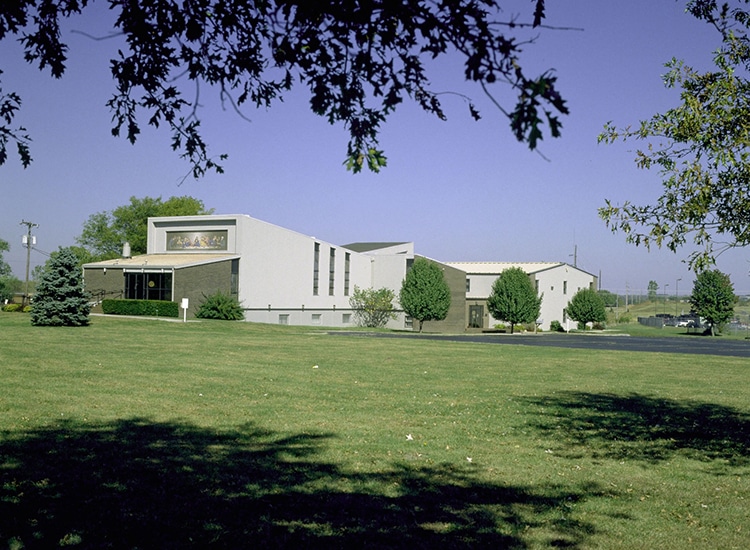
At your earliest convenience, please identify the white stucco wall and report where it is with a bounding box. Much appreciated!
[148,215,412,328]
[450,262,597,331]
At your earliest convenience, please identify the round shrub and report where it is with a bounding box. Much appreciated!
[196,291,245,320]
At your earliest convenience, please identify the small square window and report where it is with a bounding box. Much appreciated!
[342,313,351,324]
[311,313,322,325]
[278,314,289,325]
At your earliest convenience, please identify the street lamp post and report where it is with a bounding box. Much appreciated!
[664,283,669,315]
[675,278,682,316]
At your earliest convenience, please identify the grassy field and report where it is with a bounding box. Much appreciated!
[1,312,748,549]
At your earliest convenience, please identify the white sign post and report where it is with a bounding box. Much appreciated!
[181,298,189,323]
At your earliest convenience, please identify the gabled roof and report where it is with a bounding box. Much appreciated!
[445,261,564,275]
[341,242,409,253]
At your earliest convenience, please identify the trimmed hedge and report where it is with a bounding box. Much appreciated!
[102,299,179,318]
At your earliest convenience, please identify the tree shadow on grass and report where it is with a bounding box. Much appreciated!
[0,418,605,549]
[525,392,750,466]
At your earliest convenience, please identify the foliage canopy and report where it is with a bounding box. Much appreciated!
[565,288,606,329]
[599,0,750,270]
[195,291,245,321]
[0,0,568,175]
[349,286,397,328]
[0,237,20,302]
[486,267,542,333]
[689,269,737,335]
[30,248,91,326]
[77,196,212,260]
[399,257,451,332]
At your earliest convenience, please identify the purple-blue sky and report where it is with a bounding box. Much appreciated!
[1,0,748,296]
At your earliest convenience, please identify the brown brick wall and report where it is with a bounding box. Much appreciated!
[417,258,468,333]
[84,268,125,312]
[84,260,234,317]
[174,261,233,317]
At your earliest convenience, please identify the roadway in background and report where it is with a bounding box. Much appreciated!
[332,332,750,358]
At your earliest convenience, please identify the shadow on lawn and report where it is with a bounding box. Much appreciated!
[526,392,750,466]
[0,418,603,549]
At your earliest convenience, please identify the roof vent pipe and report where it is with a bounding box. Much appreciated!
[122,242,131,258]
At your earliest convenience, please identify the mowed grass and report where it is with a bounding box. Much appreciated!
[1,312,748,549]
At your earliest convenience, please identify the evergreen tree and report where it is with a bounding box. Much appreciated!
[689,269,737,336]
[486,267,542,334]
[399,258,451,332]
[566,288,606,329]
[30,248,91,326]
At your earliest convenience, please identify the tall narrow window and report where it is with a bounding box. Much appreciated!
[344,252,351,296]
[329,248,336,295]
[231,259,239,297]
[563,281,568,295]
[313,242,320,295]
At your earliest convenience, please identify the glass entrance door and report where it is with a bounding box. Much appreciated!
[469,305,484,328]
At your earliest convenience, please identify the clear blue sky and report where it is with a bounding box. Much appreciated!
[1,0,748,296]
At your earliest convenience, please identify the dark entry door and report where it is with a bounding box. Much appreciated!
[469,305,484,328]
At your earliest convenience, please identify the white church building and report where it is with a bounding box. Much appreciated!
[83,214,597,332]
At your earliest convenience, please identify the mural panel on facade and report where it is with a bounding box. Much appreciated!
[167,231,228,251]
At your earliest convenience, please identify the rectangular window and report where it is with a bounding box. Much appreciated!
[466,278,471,293]
[535,280,539,294]
[278,314,289,325]
[311,313,322,325]
[563,281,568,295]
[313,242,320,295]
[329,248,336,296]
[342,313,351,324]
[125,272,172,301]
[344,253,351,296]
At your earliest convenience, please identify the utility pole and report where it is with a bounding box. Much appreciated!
[19,220,38,307]
[625,282,629,311]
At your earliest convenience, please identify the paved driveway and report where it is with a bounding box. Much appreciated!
[332,331,750,358]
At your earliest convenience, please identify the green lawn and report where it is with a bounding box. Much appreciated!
[1,312,748,548]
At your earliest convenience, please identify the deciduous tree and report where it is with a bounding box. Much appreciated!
[486,267,542,334]
[0,1,568,175]
[0,237,21,302]
[689,269,737,335]
[30,248,91,326]
[599,1,750,270]
[399,257,451,332]
[349,286,397,328]
[566,288,606,330]
[77,196,212,259]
